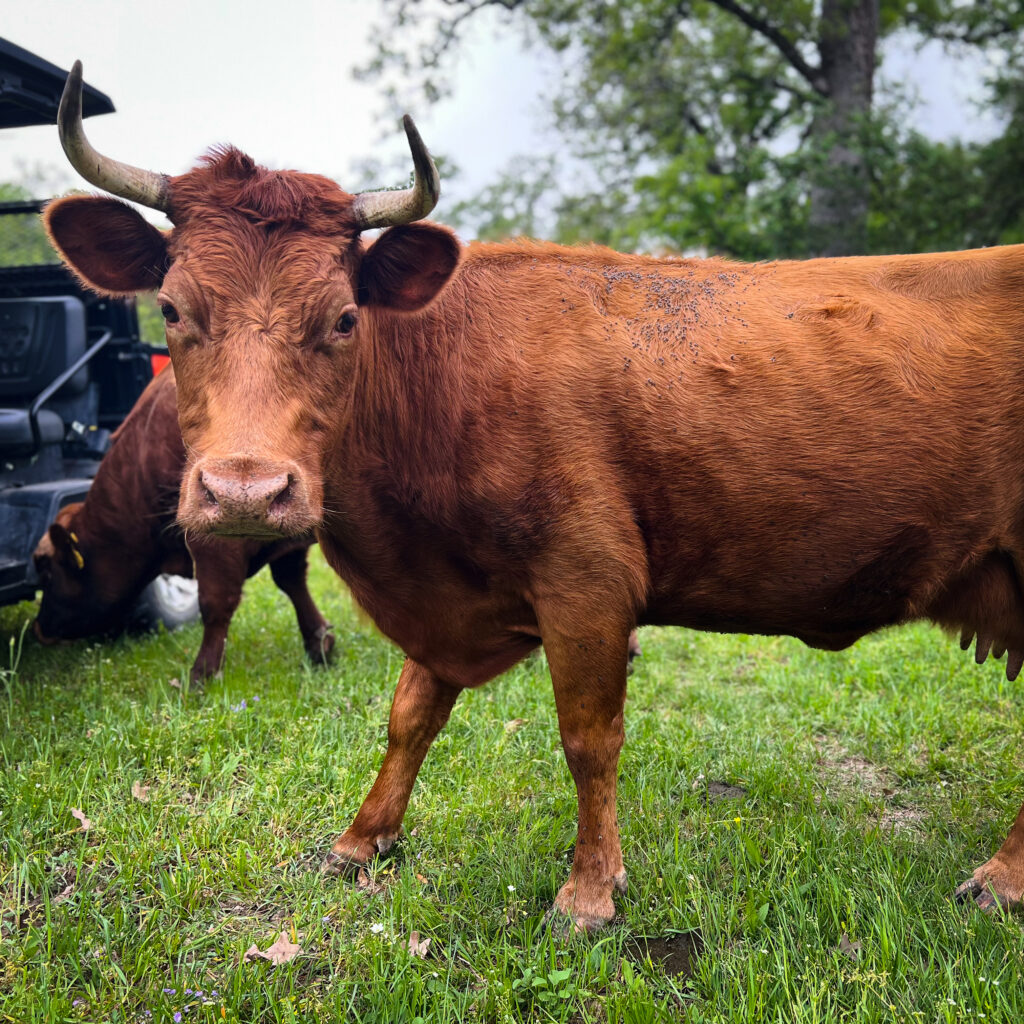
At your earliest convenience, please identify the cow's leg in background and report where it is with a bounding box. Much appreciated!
[956,799,1024,911]
[540,614,631,932]
[627,629,642,671]
[188,539,248,682]
[268,546,335,664]
[323,658,460,872]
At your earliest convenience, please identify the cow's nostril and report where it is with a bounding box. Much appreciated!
[269,475,294,515]
[201,480,219,508]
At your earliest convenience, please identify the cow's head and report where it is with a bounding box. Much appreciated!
[33,503,128,641]
[44,62,460,538]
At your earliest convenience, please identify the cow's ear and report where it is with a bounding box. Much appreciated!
[43,195,168,296]
[358,223,460,312]
[48,523,85,571]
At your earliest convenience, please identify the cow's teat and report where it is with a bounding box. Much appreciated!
[181,455,318,538]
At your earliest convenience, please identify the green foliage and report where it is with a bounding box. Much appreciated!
[363,0,1024,257]
[0,183,59,267]
[135,293,167,346]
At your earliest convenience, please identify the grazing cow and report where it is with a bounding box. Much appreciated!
[43,60,1024,929]
[33,363,334,682]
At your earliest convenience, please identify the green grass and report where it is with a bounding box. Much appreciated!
[2,550,1023,1022]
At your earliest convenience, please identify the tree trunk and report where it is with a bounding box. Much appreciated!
[808,0,879,256]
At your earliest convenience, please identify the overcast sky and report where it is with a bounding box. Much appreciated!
[0,0,1005,229]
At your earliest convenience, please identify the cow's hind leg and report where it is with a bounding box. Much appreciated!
[269,546,335,665]
[540,611,630,932]
[955,799,1024,912]
[323,658,459,873]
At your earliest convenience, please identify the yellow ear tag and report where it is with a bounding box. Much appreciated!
[66,531,85,568]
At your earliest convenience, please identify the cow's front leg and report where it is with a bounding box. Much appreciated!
[542,621,630,932]
[190,565,244,683]
[955,799,1024,912]
[323,658,459,873]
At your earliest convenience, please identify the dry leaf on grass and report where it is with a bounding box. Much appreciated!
[131,781,151,803]
[407,931,431,958]
[70,808,91,832]
[53,883,75,905]
[415,873,428,885]
[838,932,862,962]
[243,932,302,965]
[168,677,181,690]
[504,718,528,734]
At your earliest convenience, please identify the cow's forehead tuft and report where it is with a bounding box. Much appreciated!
[168,146,359,236]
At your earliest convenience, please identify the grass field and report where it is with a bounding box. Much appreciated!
[2,550,1023,1023]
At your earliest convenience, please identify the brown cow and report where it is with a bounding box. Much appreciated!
[33,363,334,682]
[42,61,1024,929]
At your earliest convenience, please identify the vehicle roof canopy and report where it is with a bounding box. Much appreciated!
[0,37,113,129]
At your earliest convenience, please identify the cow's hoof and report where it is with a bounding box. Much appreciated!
[321,849,356,876]
[541,903,614,936]
[306,625,336,666]
[954,859,1023,913]
[189,660,220,684]
[321,830,400,876]
[543,870,626,934]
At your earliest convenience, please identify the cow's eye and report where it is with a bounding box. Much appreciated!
[160,302,180,324]
[334,309,358,337]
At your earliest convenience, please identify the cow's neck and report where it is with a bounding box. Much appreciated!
[349,299,471,482]
[317,294,479,577]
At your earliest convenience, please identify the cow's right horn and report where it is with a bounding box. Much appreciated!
[350,114,441,230]
[57,60,171,213]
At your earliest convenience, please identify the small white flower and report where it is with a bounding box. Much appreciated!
[948,999,957,1005]
[370,923,385,934]
[507,885,515,892]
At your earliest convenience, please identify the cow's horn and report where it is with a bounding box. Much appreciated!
[58,60,171,213]
[351,115,440,230]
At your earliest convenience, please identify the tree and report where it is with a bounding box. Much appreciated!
[0,183,60,267]
[360,0,1024,258]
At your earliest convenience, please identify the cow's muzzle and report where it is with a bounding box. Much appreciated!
[181,456,318,537]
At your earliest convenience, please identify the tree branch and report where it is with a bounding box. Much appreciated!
[705,0,827,95]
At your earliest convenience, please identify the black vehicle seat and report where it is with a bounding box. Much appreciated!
[0,296,87,456]
[0,407,64,449]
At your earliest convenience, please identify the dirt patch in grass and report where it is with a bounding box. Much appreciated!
[624,929,705,978]
[813,735,925,833]
[703,780,748,803]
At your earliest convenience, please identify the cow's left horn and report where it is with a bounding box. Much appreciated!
[57,60,171,213]
[350,115,440,230]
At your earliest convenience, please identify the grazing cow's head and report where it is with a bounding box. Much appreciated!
[32,504,126,641]
[45,63,460,538]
